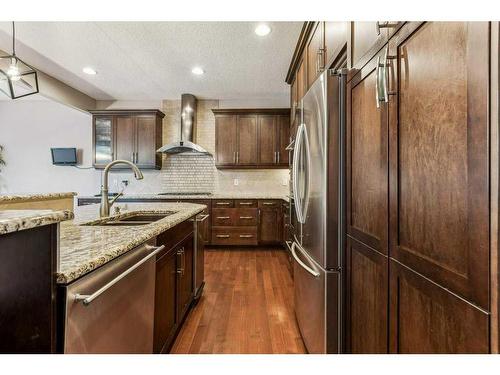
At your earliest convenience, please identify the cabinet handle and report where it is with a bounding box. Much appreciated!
[263,202,275,206]
[216,234,230,238]
[176,247,185,275]
[239,216,254,220]
[216,216,231,219]
[239,235,254,238]
[239,202,253,206]
[216,202,230,206]
[277,152,280,164]
[236,151,239,163]
[233,152,236,164]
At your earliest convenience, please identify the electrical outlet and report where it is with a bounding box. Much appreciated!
[282,178,289,186]
[233,178,239,186]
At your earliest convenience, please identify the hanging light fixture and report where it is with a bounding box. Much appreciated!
[0,22,39,99]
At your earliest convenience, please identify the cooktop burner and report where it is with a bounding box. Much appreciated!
[157,192,213,196]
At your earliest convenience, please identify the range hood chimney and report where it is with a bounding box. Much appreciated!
[157,94,211,155]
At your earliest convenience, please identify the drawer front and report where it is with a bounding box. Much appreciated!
[212,208,234,226]
[212,199,235,208]
[258,199,282,209]
[234,208,259,226]
[211,227,258,245]
[235,199,258,208]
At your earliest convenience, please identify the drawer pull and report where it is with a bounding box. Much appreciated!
[239,235,254,238]
[239,216,254,220]
[263,202,275,206]
[239,202,253,205]
[216,234,230,238]
[216,216,231,219]
[216,202,230,205]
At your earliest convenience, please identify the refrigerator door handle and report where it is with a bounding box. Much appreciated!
[292,124,305,223]
[291,241,320,278]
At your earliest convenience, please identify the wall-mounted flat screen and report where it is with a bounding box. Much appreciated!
[51,148,77,165]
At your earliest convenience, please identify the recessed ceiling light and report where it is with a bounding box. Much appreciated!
[255,24,271,37]
[83,67,97,75]
[191,67,204,75]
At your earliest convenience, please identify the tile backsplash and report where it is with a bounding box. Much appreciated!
[106,99,289,196]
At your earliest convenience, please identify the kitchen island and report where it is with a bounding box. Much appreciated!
[0,200,206,354]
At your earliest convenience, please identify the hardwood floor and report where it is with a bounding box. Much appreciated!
[170,248,307,354]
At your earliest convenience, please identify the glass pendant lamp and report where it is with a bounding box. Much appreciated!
[0,22,39,99]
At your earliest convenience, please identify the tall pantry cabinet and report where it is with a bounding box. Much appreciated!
[345,21,494,353]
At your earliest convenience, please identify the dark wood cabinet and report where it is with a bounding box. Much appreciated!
[346,48,388,254]
[387,22,490,309]
[258,200,282,244]
[346,237,388,354]
[324,22,347,68]
[154,221,194,353]
[389,260,489,353]
[213,109,290,169]
[307,22,325,88]
[214,114,237,166]
[0,224,59,353]
[176,234,194,322]
[153,246,178,353]
[91,109,164,169]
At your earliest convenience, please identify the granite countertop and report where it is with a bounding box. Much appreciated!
[0,209,74,235]
[0,192,77,203]
[57,202,205,284]
[78,192,290,202]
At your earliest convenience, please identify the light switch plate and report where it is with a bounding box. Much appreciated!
[282,178,288,186]
[234,178,239,186]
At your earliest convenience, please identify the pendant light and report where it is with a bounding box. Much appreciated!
[0,22,39,99]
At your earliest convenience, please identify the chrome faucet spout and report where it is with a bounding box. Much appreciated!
[100,160,144,217]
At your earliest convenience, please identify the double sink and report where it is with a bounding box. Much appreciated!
[82,211,177,226]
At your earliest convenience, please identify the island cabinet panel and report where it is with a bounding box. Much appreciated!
[91,110,165,170]
[389,260,489,353]
[388,22,490,309]
[346,237,388,354]
[153,247,178,354]
[346,48,388,255]
[154,221,195,353]
[0,224,58,353]
[213,109,290,169]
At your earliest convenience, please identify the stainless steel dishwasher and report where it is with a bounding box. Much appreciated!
[62,241,164,353]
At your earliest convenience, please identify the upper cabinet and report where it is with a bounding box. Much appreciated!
[307,22,325,88]
[213,109,290,169]
[91,110,164,169]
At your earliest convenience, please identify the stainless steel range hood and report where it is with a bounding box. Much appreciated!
[157,94,211,155]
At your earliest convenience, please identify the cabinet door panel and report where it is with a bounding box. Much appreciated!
[237,115,258,165]
[388,22,489,308]
[307,22,324,88]
[347,50,388,253]
[278,115,290,166]
[93,116,114,166]
[177,234,194,322]
[114,116,136,162]
[346,237,388,353]
[154,250,177,353]
[136,115,156,167]
[258,115,277,164]
[215,115,237,166]
[297,58,306,101]
[259,206,282,244]
[389,260,489,353]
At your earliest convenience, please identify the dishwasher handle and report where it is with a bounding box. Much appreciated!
[75,244,165,306]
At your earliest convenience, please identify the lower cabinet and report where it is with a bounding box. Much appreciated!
[346,237,388,354]
[258,200,282,245]
[389,260,489,354]
[153,221,195,354]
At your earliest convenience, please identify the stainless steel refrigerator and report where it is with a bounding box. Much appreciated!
[290,68,346,354]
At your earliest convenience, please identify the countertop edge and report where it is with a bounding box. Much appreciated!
[0,210,74,235]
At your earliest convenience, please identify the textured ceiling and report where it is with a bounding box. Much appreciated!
[0,22,302,101]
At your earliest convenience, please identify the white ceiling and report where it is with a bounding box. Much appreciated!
[0,22,302,102]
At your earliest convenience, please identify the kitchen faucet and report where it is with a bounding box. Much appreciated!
[100,160,144,217]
